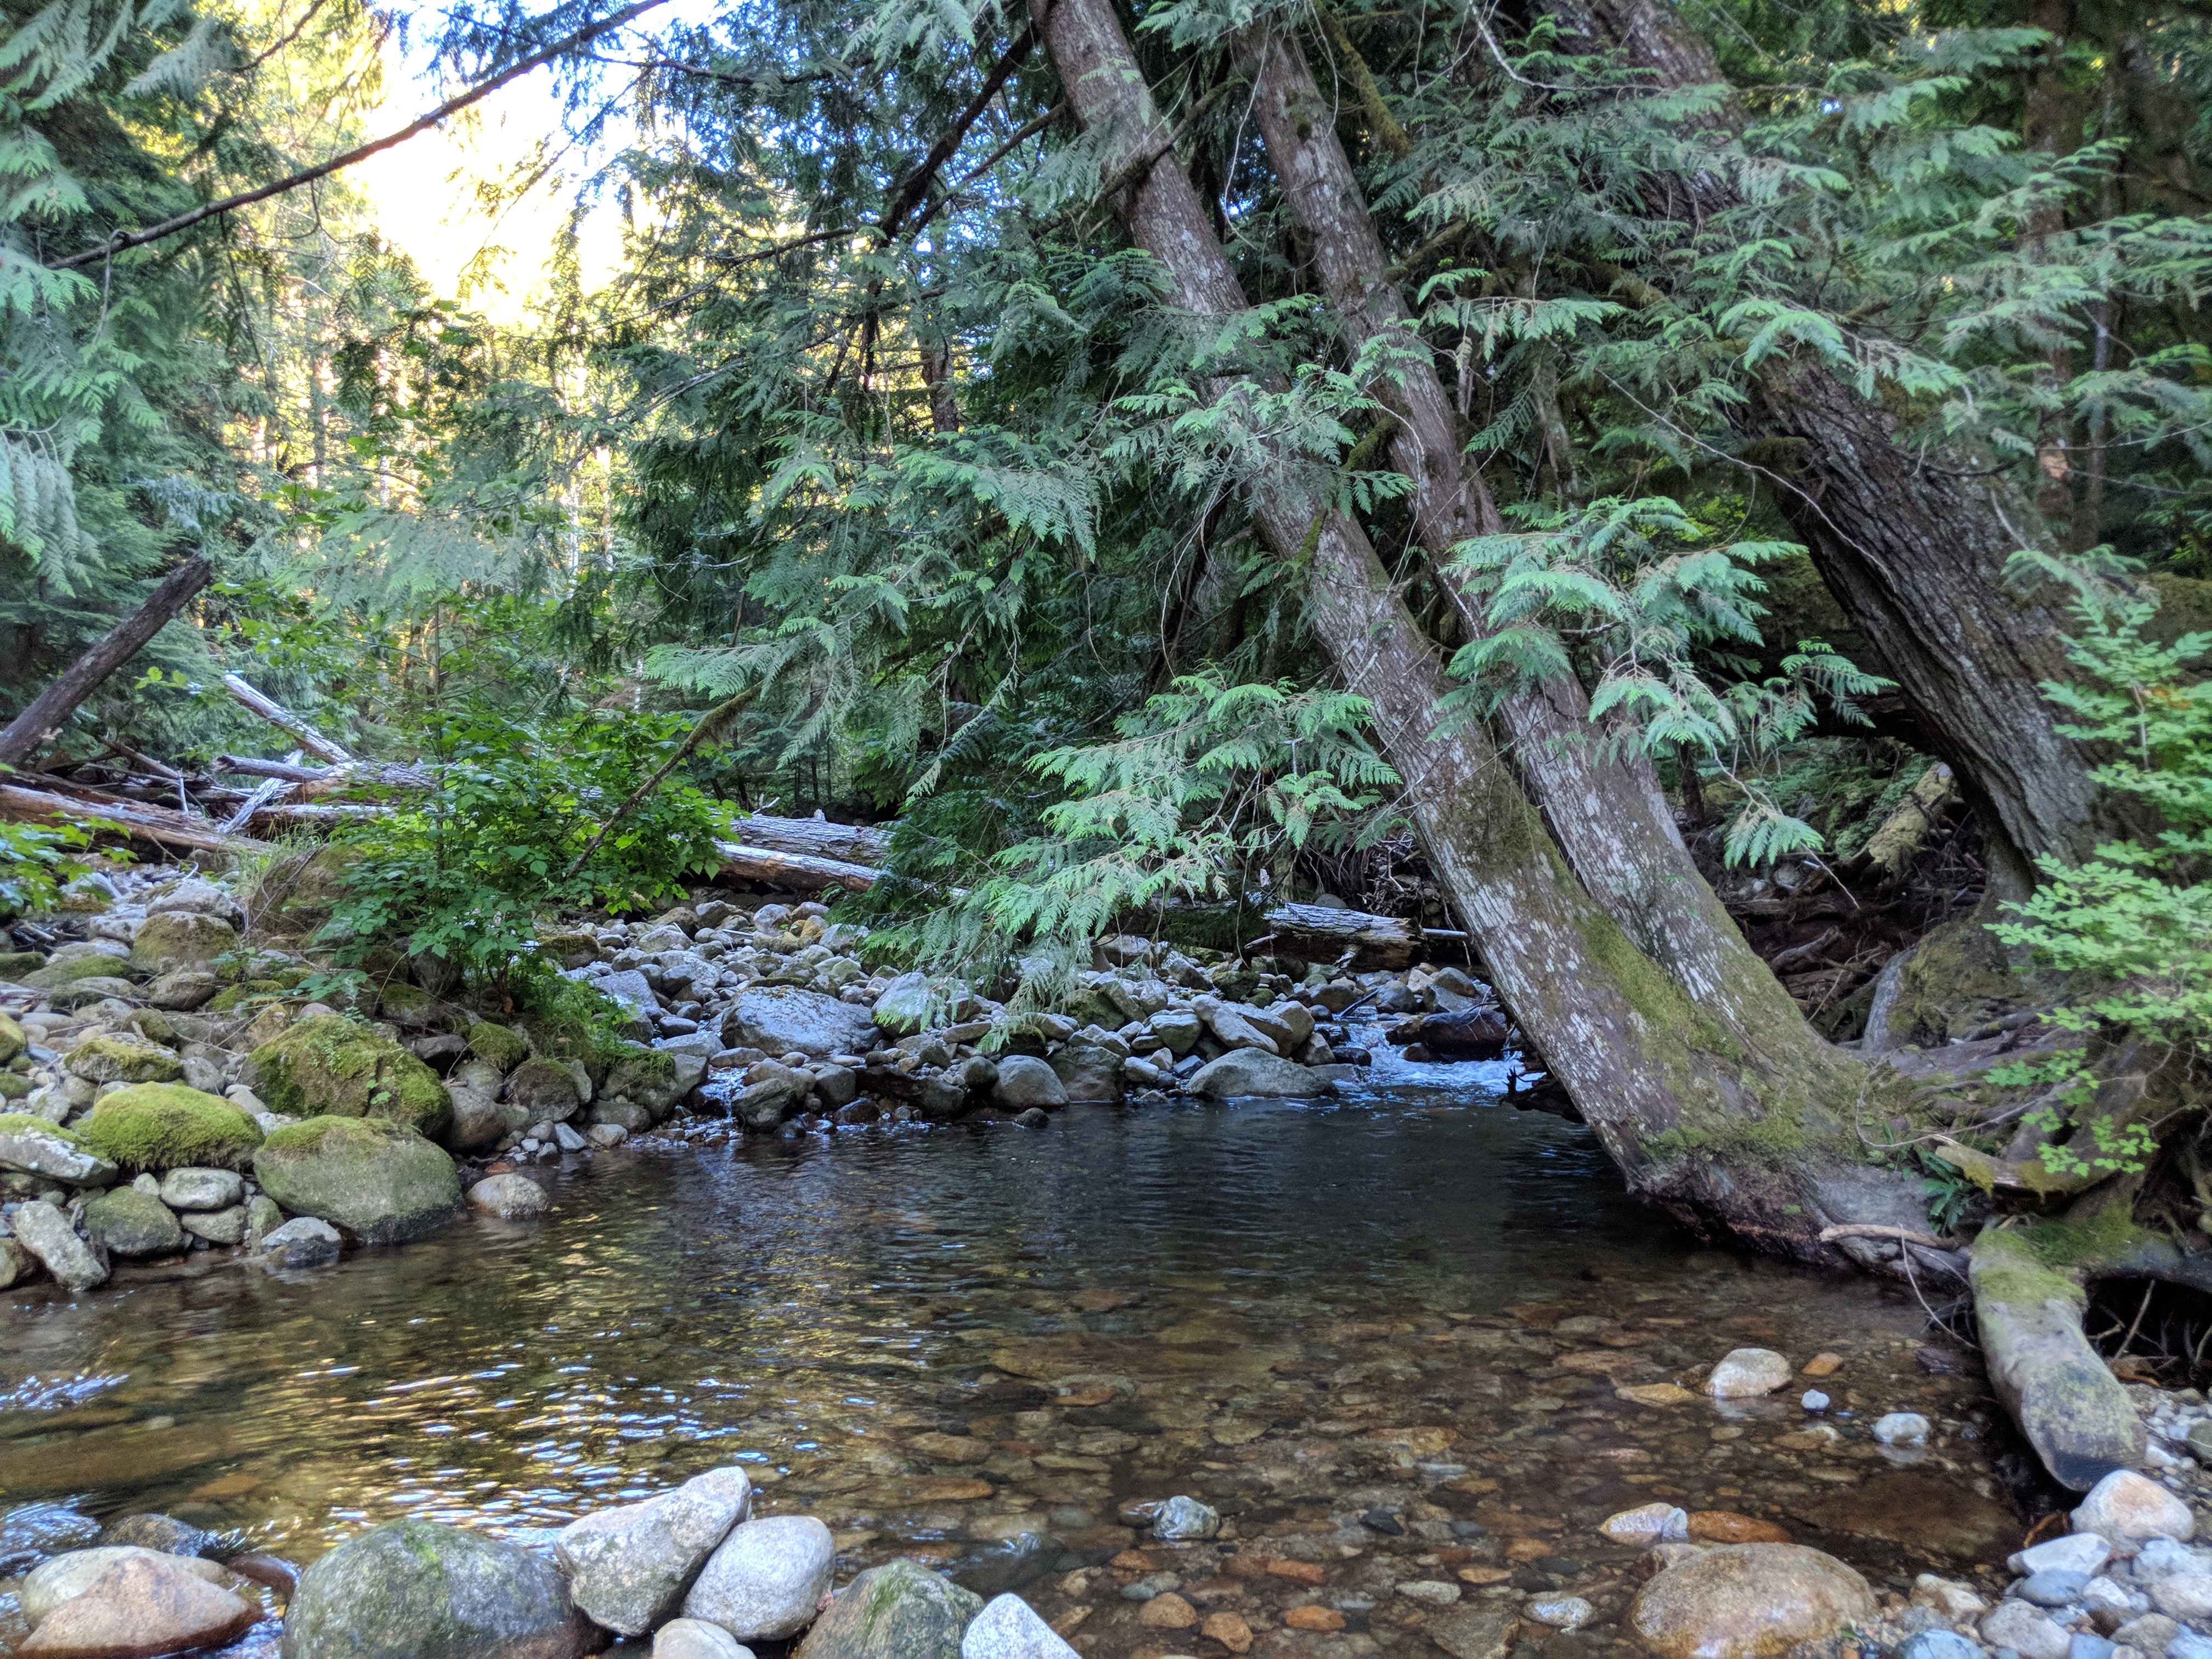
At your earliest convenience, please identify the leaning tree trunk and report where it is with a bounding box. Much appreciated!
[1233,26,1836,1078]
[1034,0,1923,1257]
[0,557,212,769]
[1550,0,2134,898]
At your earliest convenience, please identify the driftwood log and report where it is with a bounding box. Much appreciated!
[1262,902,1468,971]
[220,674,355,765]
[0,782,267,859]
[714,839,882,894]
[730,815,890,866]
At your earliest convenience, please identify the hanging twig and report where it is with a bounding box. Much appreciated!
[562,687,761,881]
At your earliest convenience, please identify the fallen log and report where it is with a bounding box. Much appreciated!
[714,839,881,894]
[1970,1226,2145,1492]
[220,673,355,765]
[0,557,214,768]
[0,782,268,859]
[1386,1007,1513,1058]
[730,814,890,866]
[1262,902,1466,971]
[217,754,435,792]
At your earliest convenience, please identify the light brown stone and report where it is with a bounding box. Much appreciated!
[1201,1611,1254,1653]
[1802,1353,1844,1377]
[1617,1384,1699,1407]
[1687,1512,1793,1545]
[1284,1605,1346,1632]
[1137,1592,1197,1629]
[1266,1560,1325,1585]
[20,1554,258,1657]
[907,1432,992,1464]
[1630,1543,1875,1659]
[1457,1566,1514,1586]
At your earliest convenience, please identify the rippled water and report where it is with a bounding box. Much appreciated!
[0,1045,2027,1656]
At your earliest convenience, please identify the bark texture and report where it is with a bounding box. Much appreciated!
[1036,0,1909,1252]
[0,557,212,769]
[1234,26,1830,1066]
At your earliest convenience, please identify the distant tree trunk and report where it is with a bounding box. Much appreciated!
[1035,0,1919,1253]
[1553,0,2134,896]
[1234,25,1828,1070]
[0,557,212,770]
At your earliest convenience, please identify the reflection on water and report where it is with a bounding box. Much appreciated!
[0,1059,2022,1655]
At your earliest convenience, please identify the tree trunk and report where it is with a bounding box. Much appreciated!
[1558,0,2132,896]
[0,557,212,770]
[1234,26,1831,1069]
[1034,0,1917,1254]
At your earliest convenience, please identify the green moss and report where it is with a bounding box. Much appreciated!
[516,975,634,1066]
[0,1113,85,1147]
[65,1034,184,1085]
[246,1015,452,1138]
[78,1084,264,1172]
[0,1074,30,1100]
[0,1012,22,1064]
[24,955,137,988]
[1887,915,2024,1047]
[466,1022,529,1072]
[1970,1223,2088,1310]
[209,979,287,1012]
[261,1113,415,1157]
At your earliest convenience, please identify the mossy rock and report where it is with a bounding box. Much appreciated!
[65,1034,184,1086]
[25,955,139,989]
[466,1022,530,1073]
[1886,915,2035,1048]
[83,1186,185,1258]
[130,911,241,973]
[532,930,604,970]
[209,979,287,1012]
[79,1085,264,1173]
[281,1517,594,1658]
[0,1013,22,1064]
[0,1074,29,1101]
[0,951,45,983]
[249,843,364,939]
[246,1015,452,1139]
[254,1116,461,1244]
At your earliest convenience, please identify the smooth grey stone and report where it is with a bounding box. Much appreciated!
[279,1517,594,1658]
[682,1515,836,1641]
[2020,1570,2092,1607]
[554,1467,751,1635]
[962,1593,1079,1659]
[159,1167,242,1211]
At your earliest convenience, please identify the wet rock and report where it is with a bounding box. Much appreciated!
[795,1559,984,1658]
[962,1593,1080,1659]
[83,1186,185,1258]
[1901,1633,1982,1659]
[2074,1471,2195,1544]
[469,1175,550,1218]
[727,987,877,1058]
[1875,1412,1931,1444]
[1013,1108,1048,1128]
[1530,1595,1593,1629]
[0,1118,118,1187]
[555,1466,752,1635]
[182,1203,247,1244]
[1688,1513,1793,1545]
[733,1064,815,1131]
[20,1551,256,1655]
[1396,1579,1461,1606]
[683,1515,837,1642]
[20,1546,229,1621]
[1135,1592,1197,1629]
[991,1056,1066,1110]
[65,1034,184,1085]
[1152,1496,1220,1541]
[1983,1598,2074,1659]
[0,1238,30,1289]
[2015,1536,2113,1578]
[97,1513,212,1556]
[280,1517,594,1658]
[1431,1606,1517,1659]
[446,1086,507,1152]
[129,912,239,972]
[1601,1504,1689,1544]
[1630,1543,1876,1659]
[656,1618,755,1659]
[1284,1605,1346,1632]
[1048,1042,1124,1104]
[1186,1050,1328,1098]
[158,1167,241,1211]
[1704,1348,1792,1398]
[13,1200,107,1291]
[871,973,938,1036]
[1199,1611,1254,1656]
[257,1216,342,1268]
[1796,1470,2021,1564]
[246,1195,284,1248]
[253,1116,461,1244]
[592,969,663,1017]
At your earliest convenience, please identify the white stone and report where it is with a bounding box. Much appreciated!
[1911,1575,1988,1620]
[556,1467,753,1635]
[1874,1412,1930,1444]
[2013,1533,2114,1577]
[2074,1471,2195,1545]
[1703,1348,1792,1398]
[963,1593,1080,1659]
[1983,1598,2073,1659]
[11,1200,106,1291]
[654,1618,755,1659]
[1600,1504,1689,1545]
[2136,1541,2212,1581]
[2151,1575,2212,1621]
[1396,1581,1462,1606]
[1528,1596,1593,1630]
[1802,1391,1831,1412]
[20,1547,227,1624]
[681,1515,836,1641]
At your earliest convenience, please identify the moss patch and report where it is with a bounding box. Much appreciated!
[261,1113,415,1158]
[0,1113,85,1147]
[209,979,289,1012]
[247,1015,452,1138]
[25,955,138,988]
[466,1022,529,1073]
[64,1034,184,1085]
[1887,915,2027,1047]
[516,975,634,1068]
[0,1012,22,1064]
[79,1085,264,1172]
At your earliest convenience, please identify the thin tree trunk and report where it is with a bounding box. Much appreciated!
[0,557,212,770]
[1035,0,1910,1251]
[1234,26,1827,1064]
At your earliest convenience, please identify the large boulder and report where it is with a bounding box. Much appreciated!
[247,1015,452,1139]
[1192,995,1279,1054]
[683,1515,838,1642]
[78,1085,264,1173]
[991,1056,1067,1110]
[258,1216,341,1268]
[963,1593,1080,1659]
[129,911,240,973]
[1186,1050,1329,1098]
[794,1557,983,1659]
[25,955,138,989]
[0,1113,118,1186]
[10,1200,107,1291]
[724,988,877,1059]
[506,1058,584,1122]
[468,1175,549,1218]
[82,1187,185,1258]
[1048,1043,1123,1104]
[731,1065,814,1131]
[253,1116,461,1244]
[871,972,936,1036]
[19,1551,257,1656]
[1630,1544,1876,1659]
[554,1466,752,1635]
[64,1034,183,1085]
[280,1518,595,1659]
[19,1546,230,1623]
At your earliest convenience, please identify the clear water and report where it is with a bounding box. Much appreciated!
[0,1046,2024,1656]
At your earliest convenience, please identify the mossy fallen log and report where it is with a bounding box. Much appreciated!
[0,782,267,860]
[1969,1225,2145,1491]
[1261,902,1468,971]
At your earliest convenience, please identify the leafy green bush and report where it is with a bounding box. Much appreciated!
[323,704,731,990]
[0,819,100,919]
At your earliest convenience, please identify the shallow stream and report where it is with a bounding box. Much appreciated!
[0,1046,2029,1656]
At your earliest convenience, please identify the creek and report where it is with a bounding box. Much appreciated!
[0,1042,2028,1655]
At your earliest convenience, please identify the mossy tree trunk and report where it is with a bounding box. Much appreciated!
[1034,0,1924,1253]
